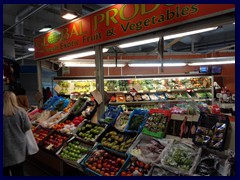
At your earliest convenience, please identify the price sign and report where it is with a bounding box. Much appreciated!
[54,84,62,94]
[129,88,137,96]
[91,89,103,104]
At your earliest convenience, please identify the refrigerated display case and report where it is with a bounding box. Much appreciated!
[53,74,214,105]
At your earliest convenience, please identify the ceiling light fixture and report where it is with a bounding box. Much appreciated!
[128,63,186,67]
[188,61,235,66]
[63,62,125,67]
[28,48,35,52]
[59,48,108,60]
[39,26,52,32]
[62,12,78,20]
[119,27,218,48]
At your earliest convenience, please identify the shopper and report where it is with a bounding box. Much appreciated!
[3,91,32,176]
[15,88,29,110]
[46,87,53,99]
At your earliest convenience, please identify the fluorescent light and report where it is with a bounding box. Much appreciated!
[233,22,235,24]
[28,48,35,52]
[119,38,159,48]
[164,27,218,40]
[128,63,186,67]
[104,64,125,67]
[39,26,52,32]
[63,62,125,67]
[62,13,77,20]
[118,27,218,48]
[188,61,235,66]
[59,48,108,60]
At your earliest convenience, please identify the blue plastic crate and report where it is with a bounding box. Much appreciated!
[42,96,59,110]
[125,109,149,133]
[98,105,123,126]
[80,144,130,176]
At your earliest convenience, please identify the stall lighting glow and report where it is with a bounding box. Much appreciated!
[63,62,125,67]
[59,48,108,60]
[28,48,35,52]
[118,27,218,48]
[39,27,52,32]
[62,13,77,20]
[188,61,235,66]
[128,63,186,67]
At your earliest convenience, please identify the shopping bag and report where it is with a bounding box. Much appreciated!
[25,129,39,155]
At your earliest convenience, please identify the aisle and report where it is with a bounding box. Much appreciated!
[24,160,53,176]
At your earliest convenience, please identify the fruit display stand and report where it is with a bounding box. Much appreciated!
[114,111,131,132]
[160,140,202,175]
[125,108,149,133]
[32,125,54,144]
[56,136,96,170]
[97,126,138,154]
[142,109,171,138]
[98,105,123,125]
[127,133,171,165]
[40,111,69,128]
[80,144,130,176]
[75,120,107,142]
[119,156,152,176]
[193,113,229,151]
[38,130,73,155]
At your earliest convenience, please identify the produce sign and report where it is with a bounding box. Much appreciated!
[76,121,106,142]
[161,140,201,175]
[81,145,129,176]
[193,113,229,150]
[120,156,151,176]
[40,131,71,153]
[57,137,93,167]
[142,109,171,138]
[98,127,137,153]
[34,4,234,60]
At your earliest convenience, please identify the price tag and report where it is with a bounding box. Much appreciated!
[129,88,137,96]
[203,80,208,87]
[123,91,128,93]
[150,90,156,93]
[54,84,62,94]
[133,83,142,91]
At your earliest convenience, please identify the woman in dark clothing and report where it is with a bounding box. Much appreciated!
[3,91,31,176]
[46,87,53,99]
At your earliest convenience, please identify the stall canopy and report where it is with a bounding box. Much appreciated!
[34,4,235,60]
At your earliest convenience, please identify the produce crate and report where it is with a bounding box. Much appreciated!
[41,96,59,110]
[75,120,107,142]
[149,165,178,176]
[127,133,171,165]
[114,111,131,132]
[160,140,202,175]
[142,109,171,138]
[56,136,96,169]
[119,156,152,176]
[98,105,123,125]
[28,108,43,121]
[32,125,54,144]
[80,144,130,176]
[125,109,149,133]
[97,126,138,154]
[39,130,72,154]
[193,112,229,151]
[71,98,88,115]
[40,111,69,128]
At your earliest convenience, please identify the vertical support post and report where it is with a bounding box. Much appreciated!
[191,37,195,53]
[95,46,105,119]
[37,61,43,107]
[211,75,214,105]
[158,37,164,72]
